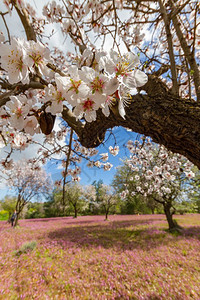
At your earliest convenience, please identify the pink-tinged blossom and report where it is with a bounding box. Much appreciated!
[185,171,195,179]
[104,51,148,90]
[65,66,90,106]
[135,175,140,181]
[123,69,148,89]
[13,132,30,149]
[94,160,101,167]
[104,51,139,76]
[45,84,66,115]
[72,176,80,182]
[0,38,29,84]
[89,149,99,156]
[79,66,118,101]
[101,93,116,118]
[24,40,52,77]
[123,141,197,207]
[62,19,76,34]
[42,1,65,23]
[23,116,38,135]
[6,95,30,130]
[87,161,94,168]
[73,95,102,123]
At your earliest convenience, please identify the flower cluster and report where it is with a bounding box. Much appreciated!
[0,38,51,84]
[0,35,148,140]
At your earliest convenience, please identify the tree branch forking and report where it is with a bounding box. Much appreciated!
[158,0,179,96]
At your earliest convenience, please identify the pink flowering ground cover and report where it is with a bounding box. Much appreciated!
[0,214,200,300]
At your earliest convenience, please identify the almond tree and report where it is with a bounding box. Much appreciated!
[98,184,118,220]
[0,0,199,169]
[115,139,196,231]
[64,183,87,218]
[0,159,52,225]
[88,183,118,220]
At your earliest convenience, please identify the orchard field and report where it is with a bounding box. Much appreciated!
[0,214,200,300]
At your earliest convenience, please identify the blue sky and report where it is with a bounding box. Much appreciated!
[45,127,138,186]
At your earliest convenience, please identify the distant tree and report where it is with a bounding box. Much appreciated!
[114,139,197,231]
[98,184,118,220]
[187,172,200,213]
[1,160,52,226]
[88,180,104,214]
[65,183,88,218]
[43,192,63,218]
[0,196,17,221]
[92,180,103,201]
[175,200,198,215]
[25,202,45,219]
[89,183,118,220]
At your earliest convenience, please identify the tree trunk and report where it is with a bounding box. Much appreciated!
[74,205,77,218]
[105,207,109,221]
[62,202,65,216]
[62,75,200,168]
[14,194,21,227]
[105,211,108,220]
[14,214,19,227]
[163,203,177,231]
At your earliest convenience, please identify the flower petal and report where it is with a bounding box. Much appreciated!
[118,100,126,119]
[134,69,148,87]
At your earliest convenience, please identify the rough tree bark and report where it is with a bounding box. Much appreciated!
[62,75,200,169]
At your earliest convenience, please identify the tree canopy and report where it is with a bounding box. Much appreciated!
[0,0,199,169]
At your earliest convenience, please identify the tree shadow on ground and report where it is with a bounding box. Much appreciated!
[47,218,200,251]
[25,217,100,225]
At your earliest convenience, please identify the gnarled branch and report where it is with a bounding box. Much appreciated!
[62,76,200,168]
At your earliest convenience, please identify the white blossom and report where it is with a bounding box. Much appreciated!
[109,146,119,156]
[0,38,29,84]
[103,162,113,171]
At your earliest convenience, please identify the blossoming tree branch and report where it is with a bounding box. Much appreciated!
[0,0,200,168]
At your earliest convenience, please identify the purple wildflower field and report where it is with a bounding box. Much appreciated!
[0,214,200,299]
